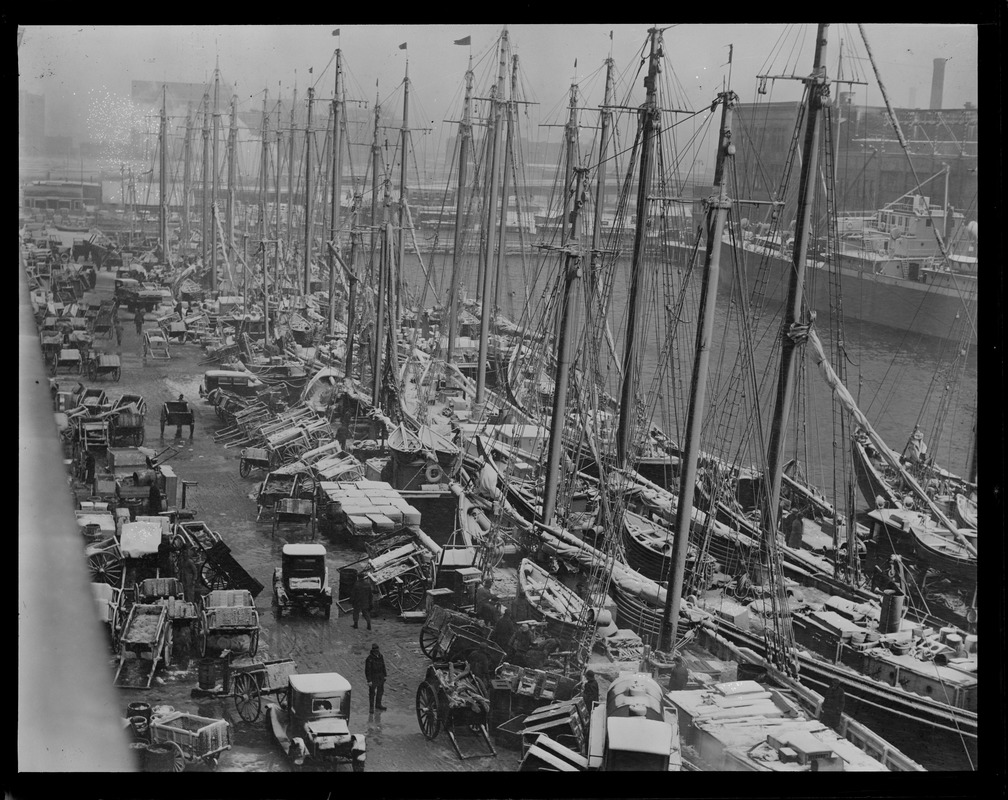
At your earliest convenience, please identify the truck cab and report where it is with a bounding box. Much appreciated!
[586,672,681,771]
[270,672,366,770]
[273,543,333,619]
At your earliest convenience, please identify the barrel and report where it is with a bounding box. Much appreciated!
[879,590,905,634]
[133,470,158,486]
[197,657,218,690]
[129,716,150,742]
[128,741,149,770]
[339,565,361,603]
[946,633,964,655]
[127,702,151,726]
[143,743,175,772]
[938,626,956,644]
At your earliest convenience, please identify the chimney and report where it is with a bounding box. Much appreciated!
[930,58,946,110]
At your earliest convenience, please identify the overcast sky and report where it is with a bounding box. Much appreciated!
[19,23,978,147]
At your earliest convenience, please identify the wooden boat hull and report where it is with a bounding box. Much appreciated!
[853,439,901,510]
[517,559,590,640]
[911,528,977,582]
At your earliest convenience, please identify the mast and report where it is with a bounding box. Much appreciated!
[201,91,210,271]
[446,55,475,366]
[590,58,615,279]
[345,189,362,380]
[159,85,168,265]
[329,49,344,335]
[541,168,588,526]
[763,24,829,543]
[182,103,192,262]
[260,91,268,252]
[275,92,282,303]
[561,81,578,248]
[304,86,315,295]
[475,28,509,408]
[370,95,381,267]
[659,88,736,652]
[373,194,390,406]
[227,93,237,261]
[212,64,220,293]
[288,84,297,266]
[493,54,519,318]
[397,60,410,339]
[616,28,661,467]
[260,90,269,343]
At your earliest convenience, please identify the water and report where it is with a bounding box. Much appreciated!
[401,248,978,497]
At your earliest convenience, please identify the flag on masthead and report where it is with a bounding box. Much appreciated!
[454,36,471,46]
[399,42,407,50]
[332,28,340,36]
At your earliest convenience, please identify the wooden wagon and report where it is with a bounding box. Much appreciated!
[50,347,82,376]
[113,603,173,688]
[160,399,194,437]
[272,497,316,540]
[148,711,232,771]
[196,589,261,658]
[415,662,497,759]
[85,349,121,382]
[419,605,495,660]
[224,655,299,723]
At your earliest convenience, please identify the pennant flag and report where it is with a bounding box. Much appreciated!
[399,42,407,50]
[609,30,613,41]
[308,67,313,74]
[454,36,471,46]
[332,28,340,36]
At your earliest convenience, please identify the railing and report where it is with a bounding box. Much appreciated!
[18,261,135,771]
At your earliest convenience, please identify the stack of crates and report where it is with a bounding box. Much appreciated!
[324,480,423,537]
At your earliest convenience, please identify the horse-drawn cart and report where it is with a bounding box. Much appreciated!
[195,589,261,658]
[238,446,275,478]
[419,605,499,663]
[113,604,173,688]
[358,539,435,613]
[173,521,264,597]
[161,399,195,438]
[85,349,121,382]
[148,711,232,771]
[272,497,316,540]
[415,662,497,759]
[50,347,82,376]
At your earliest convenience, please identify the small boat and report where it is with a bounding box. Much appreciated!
[517,558,593,639]
[621,510,716,591]
[954,493,977,529]
[866,508,977,582]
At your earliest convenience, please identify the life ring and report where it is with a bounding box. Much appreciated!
[845,220,854,231]
[424,463,444,483]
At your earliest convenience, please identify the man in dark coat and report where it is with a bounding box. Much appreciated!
[134,307,145,337]
[336,417,351,451]
[364,644,388,712]
[148,481,162,516]
[350,575,374,630]
[475,577,499,625]
[490,606,516,652]
[668,655,690,692]
[84,452,97,486]
[582,670,600,707]
[179,550,199,603]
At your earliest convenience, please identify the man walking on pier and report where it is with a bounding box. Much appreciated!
[134,307,145,337]
[351,575,374,630]
[365,644,388,713]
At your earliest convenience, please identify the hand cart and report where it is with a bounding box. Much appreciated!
[85,349,122,382]
[161,400,195,438]
[415,662,497,759]
[196,589,261,658]
[114,603,173,688]
[148,711,232,771]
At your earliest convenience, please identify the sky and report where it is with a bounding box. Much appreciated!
[19,23,979,149]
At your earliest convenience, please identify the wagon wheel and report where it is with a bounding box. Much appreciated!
[167,740,186,772]
[201,561,229,591]
[416,682,441,740]
[197,611,208,657]
[163,624,174,667]
[396,575,427,612]
[113,366,121,382]
[87,359,98,380]
[233,672,262,722]
[49,353,58,376]
[89,551,124,587]
[134,428,145,446]
[239,458,251,478]
[274,686,289,711]
[419,627,441,659]
[249,628,260,657]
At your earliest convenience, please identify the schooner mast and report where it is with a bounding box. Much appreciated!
[658,87,736,652]
[158,86,169,265]
[211,63,220,293]
[182,103,192,262]
[492,54,520,318]
[445,54,475,367]
[227,93,237,261]
[615,27,661,468]
[328,49,344,335]
[474,28,510,409]
[201,90,210,271]
[260,89,270,345]
[396,60,410,340]
[303,86,315,295]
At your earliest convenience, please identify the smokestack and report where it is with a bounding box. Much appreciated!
[930,58,946,110]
